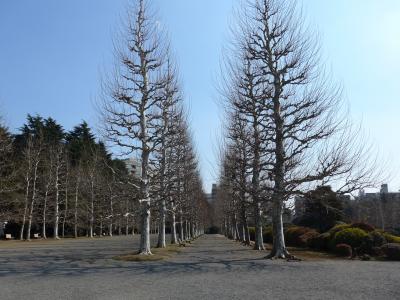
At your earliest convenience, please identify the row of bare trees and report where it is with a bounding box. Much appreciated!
[0,109,207,246]
[100,0,208,254]
[215,0,381,259]
[0,0,209,251]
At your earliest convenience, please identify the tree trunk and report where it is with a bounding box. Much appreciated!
[191,222,195,239]
[125,216,129,235]
[54,159,60,240]
[26,158,40,241]
[74,178,79,238]
[109,195,113,237]
[139,201,151,254]
[268,200,289,258]
[89,176,94,239]
[240,196,250,245]
[170,203,177,244]
[157,199,166,248]
[62,175,68,238]
[179,210,184,241]
[254,202,265,250]
[267,86,290,259]
[20,171,31,241]
[42,181,50,239]
[131,216,135,236]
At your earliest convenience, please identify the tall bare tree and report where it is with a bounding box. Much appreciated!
[100,0,170,254]
[221,0,382,258]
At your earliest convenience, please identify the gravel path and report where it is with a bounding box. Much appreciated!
[0,234,399,300]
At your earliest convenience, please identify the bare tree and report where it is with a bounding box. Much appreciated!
[100,0,170,254]
[26,135,43,241]
[52,145,64,240]
[222,0,381,259]
[153,60,182,248]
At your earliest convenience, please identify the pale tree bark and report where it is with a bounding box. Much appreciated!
[89,173,95,238]
[170,200,177,244]
[53,147,62,240]
[26,147,41,241]
[19,137,34,241]
[109,194,114,236]
[225,0,383,259]
[179,209,184,241]
[42,159,53,239]
[62,162,69,238]
[74,169,81,238]
[157,199,166,248]
[100,0,172,255]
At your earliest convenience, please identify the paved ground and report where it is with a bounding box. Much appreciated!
[0,235,399,300]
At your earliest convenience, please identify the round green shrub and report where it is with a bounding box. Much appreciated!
[299,231,320,247]
[328,224,351,237]
[332,228,368,248]
[368,231,387,247]
[335,244,352,257]
[308,232,331,250]
[358,231,387,255]
[285,226,318,247]
[350,222,375,232]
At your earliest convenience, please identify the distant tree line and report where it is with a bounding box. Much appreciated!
[0,115,140,240]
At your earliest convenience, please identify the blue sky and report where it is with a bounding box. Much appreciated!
[0,0,399,192]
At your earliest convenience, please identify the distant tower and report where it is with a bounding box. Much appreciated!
[380,184,389,194]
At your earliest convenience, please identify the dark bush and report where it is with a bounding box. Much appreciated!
[299,231,320,247]
[381,243,400,260]
[285,226,318,247]
[350,222,375,232]
[358,230,387,255]
[308,232,331,250]
[4,220,20,238]
[368,231,387,247]
[335,244,352,257]
[262,226,273,244]
[248,227,255,241]
[206,226,220,234]
[332,228,368,249]
[293,186,344,232]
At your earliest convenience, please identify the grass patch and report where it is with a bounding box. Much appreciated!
[113,244,184,262]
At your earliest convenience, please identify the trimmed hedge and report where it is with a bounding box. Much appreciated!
[335,244,352,257]
[332,228,368,249]
[308,232,331,250]
[285,226,318,247]
[328,224,351,237]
